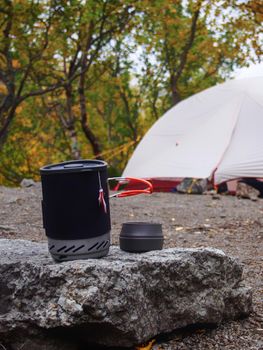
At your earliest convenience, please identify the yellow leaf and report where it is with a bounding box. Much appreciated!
[12,59,20,68]
[0,83,7,95]
[136,339,156,350]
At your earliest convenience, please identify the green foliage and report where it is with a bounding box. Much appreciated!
[0,0,262,185]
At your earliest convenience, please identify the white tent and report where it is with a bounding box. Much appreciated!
[123,76,263,185]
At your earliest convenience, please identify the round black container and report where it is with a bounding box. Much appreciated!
[120,222,163,252]
[40,160,111,261]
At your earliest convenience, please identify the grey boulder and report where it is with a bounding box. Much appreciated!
[0,239,252,348]
[20,178,36,188]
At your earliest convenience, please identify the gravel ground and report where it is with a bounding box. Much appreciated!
[0,184,262,350]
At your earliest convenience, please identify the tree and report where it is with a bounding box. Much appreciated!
[0,0,137,155]
[84,38,146,172]
[41,0,137,158]
[0,0,64,146]
[137,0,263,107]
[0,0,262,185]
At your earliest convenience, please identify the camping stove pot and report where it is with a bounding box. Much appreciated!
[40,160,152,261]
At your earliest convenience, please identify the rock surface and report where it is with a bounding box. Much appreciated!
[0,239,252,348]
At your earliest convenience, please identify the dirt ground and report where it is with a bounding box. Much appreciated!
[0,184,262,350]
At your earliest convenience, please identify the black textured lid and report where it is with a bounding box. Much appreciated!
[40,160,107,174]
[120,222,163,238]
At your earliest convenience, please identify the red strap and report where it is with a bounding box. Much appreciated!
[109,177,153,198]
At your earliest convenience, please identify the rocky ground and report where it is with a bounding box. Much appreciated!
[0,183,262,350]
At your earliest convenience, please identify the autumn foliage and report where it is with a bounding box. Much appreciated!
[0,0,262,185]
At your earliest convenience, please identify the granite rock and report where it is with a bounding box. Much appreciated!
[0,239,252,348]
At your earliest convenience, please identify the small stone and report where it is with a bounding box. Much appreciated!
[20,178,36,188]
[255,328,263,335]
[212,194,220,200]
[0,225,15,231]
[236,182,260,200]
[6,196,19,204]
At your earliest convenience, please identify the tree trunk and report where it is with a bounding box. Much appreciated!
[79,68,101,158]
[119,91,138,143]
[170,75,181,106]
[68,127,81,159]
[65,85,81,159]
[169,5,201,106]
[0,103,16,148]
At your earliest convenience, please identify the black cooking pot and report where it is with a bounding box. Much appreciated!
[40,160,152,261]
[120,222,163,252]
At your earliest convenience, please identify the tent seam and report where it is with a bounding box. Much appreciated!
[213,93,247,185]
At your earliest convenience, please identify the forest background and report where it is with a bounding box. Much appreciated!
[0,0,262,186]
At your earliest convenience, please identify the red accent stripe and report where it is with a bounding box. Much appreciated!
[98,189,107,213]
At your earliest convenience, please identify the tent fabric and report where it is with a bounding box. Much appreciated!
[122,77,263,185]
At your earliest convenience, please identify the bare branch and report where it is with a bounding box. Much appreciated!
[18,80,64,103]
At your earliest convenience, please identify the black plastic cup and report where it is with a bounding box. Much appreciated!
[40,160,111,261]
[120,222,163,252]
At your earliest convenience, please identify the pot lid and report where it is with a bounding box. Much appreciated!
[40,160,107,174]
[120,222,163,237]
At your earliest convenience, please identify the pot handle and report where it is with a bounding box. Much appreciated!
[108,177,153,198]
